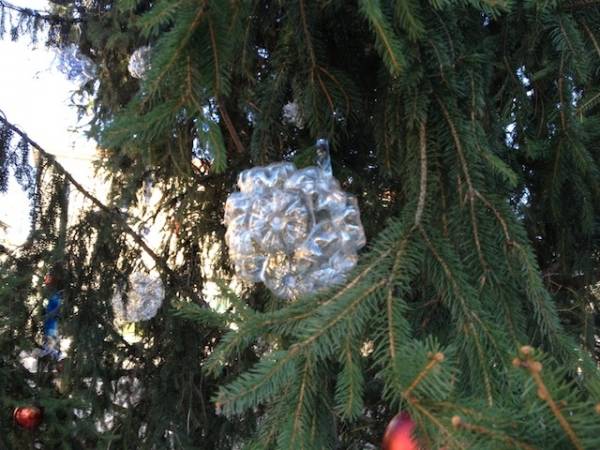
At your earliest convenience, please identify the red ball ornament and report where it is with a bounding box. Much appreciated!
[382,412,420,450]
[13,406,43,430]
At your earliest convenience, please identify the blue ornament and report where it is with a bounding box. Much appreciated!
[41,291,62,359]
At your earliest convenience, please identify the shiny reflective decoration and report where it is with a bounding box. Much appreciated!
[56,45,96,82]
[282,101,304,129]
[128,46,151,79]
[14,406,43,430]
[382,412,420,450]
[112,272,164,322]
[41,290,62,360]
[224,144,365,299]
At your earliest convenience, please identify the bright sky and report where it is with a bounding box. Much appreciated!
[0,0,96,247]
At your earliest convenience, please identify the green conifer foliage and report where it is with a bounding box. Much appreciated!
[1,0,600,448]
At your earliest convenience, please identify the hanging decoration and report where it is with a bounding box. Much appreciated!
[56,44,96,83]
[39,268,63,360]
[112,272,164,322]
[128,46,151,79]
[13,406,43,430]
[282,101,305,129]
[224,139,365,299]
[382,412,420,450]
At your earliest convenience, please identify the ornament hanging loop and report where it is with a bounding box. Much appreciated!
[315,138,332,177]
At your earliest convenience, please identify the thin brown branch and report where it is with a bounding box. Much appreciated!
[386,233,412,362]
[580,19,600,59]
[290,359,311,446]
[564,0,600,9]
[514,349,584,450]
[402,352,444,399]
[473,190,511,243]
[299,0,317,70]
[414,121,428,225]
[148,3,207,98]
[436,99,488,271]
[451,416,538,450]
[0,116,208,307]
[318,66,351,116]
[418,225,493,405]
[217,99,245,154]
[558,55,567,130]
[0,0,82,24]
[411,402,467,450]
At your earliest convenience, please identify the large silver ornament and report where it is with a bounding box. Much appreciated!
[112,272,164,322]
[224,144,365,299]
[128,46,151,79]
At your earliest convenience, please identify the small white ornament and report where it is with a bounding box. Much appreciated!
[224,143,365,299]
[128,46,151,79]
[112,272,164,322]
[282,101,304,129]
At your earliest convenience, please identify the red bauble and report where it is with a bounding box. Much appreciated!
[13,406,43,430]
[382,412,419,450]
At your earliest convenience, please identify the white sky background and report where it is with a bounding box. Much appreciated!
[0,0,96,247]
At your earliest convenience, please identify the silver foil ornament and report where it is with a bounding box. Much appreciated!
[112,272,164,322]
[56,44,96,83]
[224,144,366,299]
[128,46,151,79]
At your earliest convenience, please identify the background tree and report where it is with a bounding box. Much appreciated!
[1,0,600,449]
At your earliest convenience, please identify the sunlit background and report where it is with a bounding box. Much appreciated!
[0,0,97,248]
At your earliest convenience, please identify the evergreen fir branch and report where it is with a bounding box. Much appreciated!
[145,2,207,99]
[216,99,245,155]
[172,302,229,329]
[295,278,386,357]
[284,357,314,448]
[419,226,494,404]
[393,0,425,41]
[207,15,224,96]
[202,119,228,173]
[579,17,600,60]
[137,0,184,38]
[510,242,562,340]
[411,402,468,450]
[318,66,353,118]
[298,0,317,69]
[577,89,600,116]
[359,0,406,76]
[450,415,538,450]
[555,14,591,82]
[334,337,364,420]
[513,346,585,450]
[477,143,519,188]
[436,99,489,271]
[402,351,446,400]
[215,350,300,416]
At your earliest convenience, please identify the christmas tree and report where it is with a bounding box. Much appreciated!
[1,0,600,448]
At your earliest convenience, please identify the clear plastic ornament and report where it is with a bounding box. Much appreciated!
[224,140,366,299]
[128,46,151,79]
[282,101,304,129]
[56,44,96,83]
[112,272,164,322]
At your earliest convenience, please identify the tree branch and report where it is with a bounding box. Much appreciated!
[414,121,427,225]
[0,115,208,307]
[0,0,82,24]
